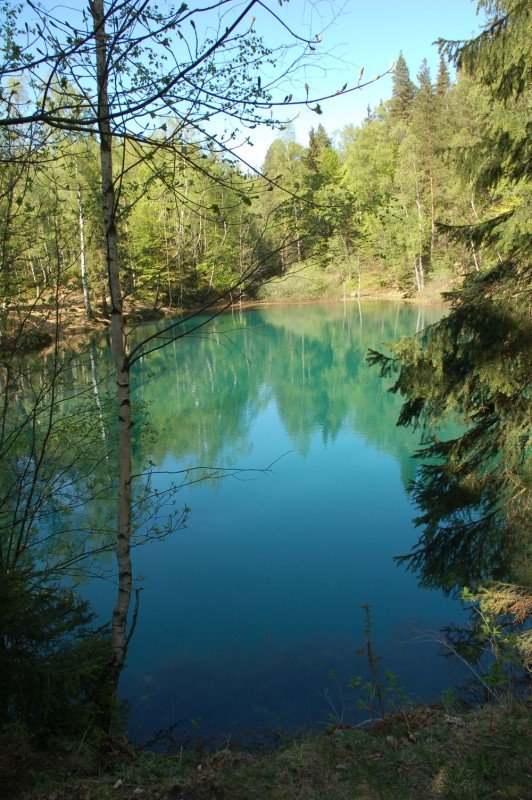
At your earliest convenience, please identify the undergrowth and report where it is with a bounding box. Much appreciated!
[15,701,530,800]
[8,593,530,800]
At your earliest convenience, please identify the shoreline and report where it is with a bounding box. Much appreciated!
[14,700,530,799]
[4,287,452,356]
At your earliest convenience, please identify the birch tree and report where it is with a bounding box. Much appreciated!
[0,0,393,727]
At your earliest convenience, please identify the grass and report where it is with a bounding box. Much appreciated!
[16,700,530,800]
[257,260,342,302]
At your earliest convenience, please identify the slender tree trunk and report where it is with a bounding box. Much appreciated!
[413,257,421,293]
[412,159,425,292]
[418,254,424,291]
[470,195,480,271]
[294,203,301,262]
[429,170,436,267]
[470,239,480,271]
[163,216,173,306]
[77,185,93,320]
[238,209,244,285]
[39,228,51,286]
[92,0,133,730]
[29,259,40,299]
[89,342,107,446]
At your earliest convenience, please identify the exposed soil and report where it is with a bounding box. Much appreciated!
[2,282,451,357]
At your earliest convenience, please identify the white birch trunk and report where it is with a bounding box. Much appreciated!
[412,159,425,292]
[92,0,133,725]
[77,185,93,320]
[429,171,436,267]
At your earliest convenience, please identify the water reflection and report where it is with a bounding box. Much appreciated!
[129,302,438,489]
[78,301,477,743]
[11,301,514,743]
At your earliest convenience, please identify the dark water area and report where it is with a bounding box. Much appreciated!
[80,301,467,747]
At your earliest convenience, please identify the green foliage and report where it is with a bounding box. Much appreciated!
[0,341,119,742]
[0,563,109,737]
[346,668,409,722]
[460,584,532,681]
[2,4,524,313]
[305,124,333,175]
[390,52,415,121]
[328,606,411,727]
[368,0,531,591]
[258,260,340,302]
[257,36,507,298]
[435,55,451,99]
[17,701,531,800]
[349,605,410,721]
[439,0,531,106]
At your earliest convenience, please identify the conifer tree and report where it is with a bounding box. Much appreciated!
[435,55,451,99]
[305,124,333,174]
[369,0,531,590]
[390,52,415,121]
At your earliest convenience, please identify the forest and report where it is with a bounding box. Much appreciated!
[0,0,530,798]
[1,41,526,318]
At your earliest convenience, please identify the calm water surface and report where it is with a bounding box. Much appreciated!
[84,302,465,745]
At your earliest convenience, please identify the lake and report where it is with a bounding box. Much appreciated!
[81,301,466,747]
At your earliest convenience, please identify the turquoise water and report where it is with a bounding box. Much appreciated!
[84,302,465,745]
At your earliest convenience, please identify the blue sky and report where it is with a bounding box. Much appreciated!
[16,0,485,170]
[238,0,485,168]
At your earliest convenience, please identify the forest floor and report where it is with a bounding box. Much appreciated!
[14,701,531,800]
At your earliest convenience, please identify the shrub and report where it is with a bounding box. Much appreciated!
[0,564,109,740]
